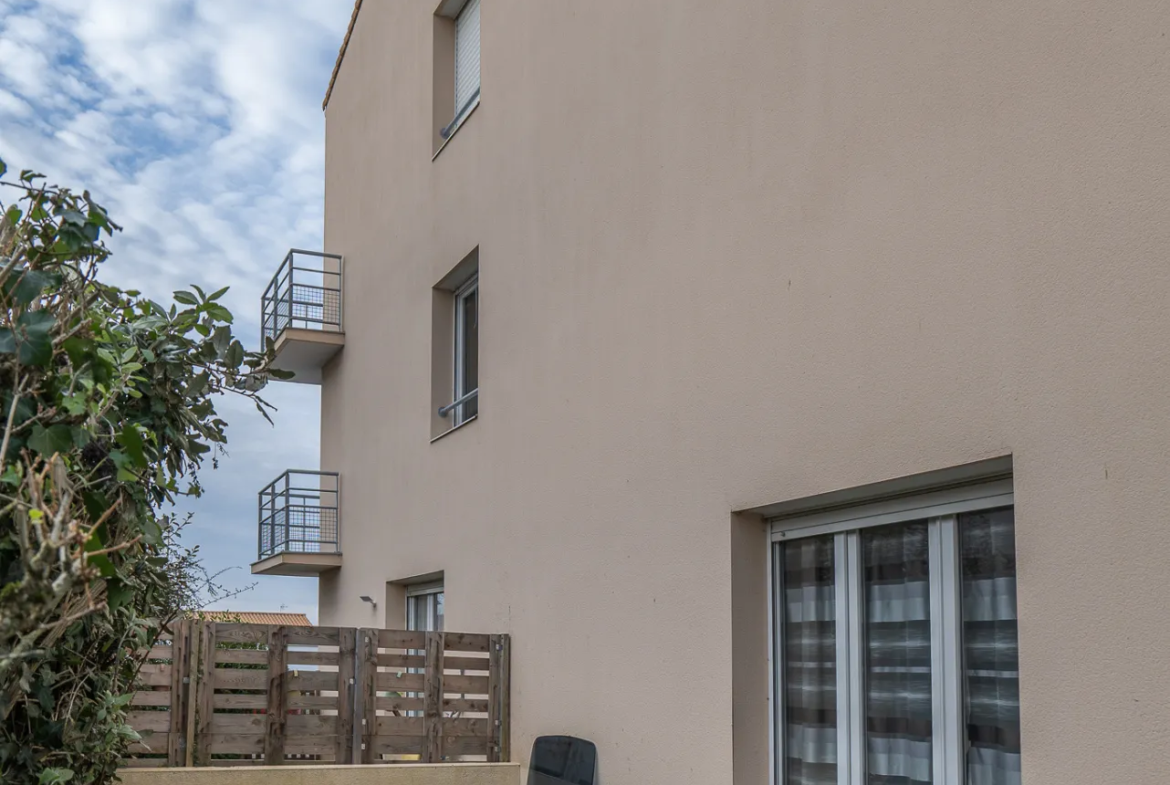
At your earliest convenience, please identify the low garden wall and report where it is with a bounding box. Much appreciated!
[118,763,520,785]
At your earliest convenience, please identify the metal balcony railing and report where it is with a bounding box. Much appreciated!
[257,470,340,560]
[260,250,343,345]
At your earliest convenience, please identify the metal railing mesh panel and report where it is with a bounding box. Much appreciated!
[260,250,343,345]
[257,470,340,560]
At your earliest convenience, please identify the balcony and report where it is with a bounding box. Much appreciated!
[251,470,342,576]
[261,249,344,384]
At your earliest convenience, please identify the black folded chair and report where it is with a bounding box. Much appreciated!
[527,735,598,785]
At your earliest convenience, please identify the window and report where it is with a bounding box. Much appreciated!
[452,275,479,425]
[406,583,445,633]
[433,250,478,437]
[770,482,1021,785]
[437,0,480,142]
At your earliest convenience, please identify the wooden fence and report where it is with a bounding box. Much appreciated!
[123,621,511,768]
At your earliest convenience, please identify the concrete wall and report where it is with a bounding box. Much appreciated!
[316,2,1170,783]
[118,764,519,785]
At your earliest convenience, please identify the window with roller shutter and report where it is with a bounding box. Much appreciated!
[454,0,480,121]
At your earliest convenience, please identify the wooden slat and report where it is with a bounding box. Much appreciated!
[213,624,268,645]
[287,650,339,667]
[287,714,338,734]
[213,668,269,690]
[127,711,172,733]
[443,655,490,671]
[208,757,264,766]
[375,716,424,735]
[376,652,426,669]
[264,626,288,764]
[283,735,338,754]
[371,735,425,755]
[375,695,424,713]
[196,622,216,766]
[446,697,489,714]
[360,628,378,764]
[211,693,267,710]
[167,619,189,766]
[443,718,492,737]
[131,691,172,707]
[185,623,199,765]
[213,668,337,692]
[371,736,488,756]
[120,756,168,767]
[214,647,267,665]
[445,737,491,756]
[288,671,339,691]
[373,629,425,650]
[488,633,502,762]
[423,631,444,763]
[287,627,341,646]
[212,714,338,734]
[208,757,335,767]
[129,732,170,754]
[375,672,424,691]
[144,645,174,661]
[372,716,489,738]
[336,627,356,764]
[204,734,263,754]
[210,714,266,733]
[497,634,511,762]
[443,632,491,653]
[289,693,342,710]
[444,674,489,694]
[136,664,172,687]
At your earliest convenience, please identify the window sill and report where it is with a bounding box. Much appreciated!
[432,97,480,161]
[430,414,478,444]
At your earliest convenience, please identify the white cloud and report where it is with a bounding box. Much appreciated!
[0,0,354,617]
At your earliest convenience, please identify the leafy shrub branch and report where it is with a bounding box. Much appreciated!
[0,158,290,785]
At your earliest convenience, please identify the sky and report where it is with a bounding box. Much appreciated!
[0,0,356,622]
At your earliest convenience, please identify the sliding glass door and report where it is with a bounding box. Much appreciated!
[771,485,1020,785]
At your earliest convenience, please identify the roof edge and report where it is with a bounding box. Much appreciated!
[323,0,364,111]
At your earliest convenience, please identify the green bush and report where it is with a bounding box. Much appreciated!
[0,159,290,784]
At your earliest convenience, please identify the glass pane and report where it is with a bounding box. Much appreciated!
[863,522,932,785]
[781,536,837,785]
[407,595,424,631]
[960,509,1021,785]
[435,592,445,632]
[461,288,478,419]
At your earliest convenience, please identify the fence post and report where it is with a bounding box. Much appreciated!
[195,621,216,766]
[423,631,445,763]
[184,621,200,766]
[488,634,512,762]
[359,628,379,764]
[264,626,288,764]
[167,619,191,767]
[336,628,357,764]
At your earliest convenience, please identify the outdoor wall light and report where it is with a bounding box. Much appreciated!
[359,595,377,609]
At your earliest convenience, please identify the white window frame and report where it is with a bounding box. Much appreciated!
[452,275,479,426]
[768,479,1014,785]
[406,581,445,632]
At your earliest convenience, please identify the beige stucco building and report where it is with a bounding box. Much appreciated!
[252,2,1170,783]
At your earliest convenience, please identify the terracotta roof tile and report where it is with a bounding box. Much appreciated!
[190,611,313,626]
[323,0,363,110]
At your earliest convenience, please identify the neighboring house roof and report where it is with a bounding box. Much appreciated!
[323,0,364,110]
[190,611,313,626]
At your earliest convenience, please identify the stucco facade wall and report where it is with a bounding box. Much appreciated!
[316,2,1170,783]
[118,764,519,785]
